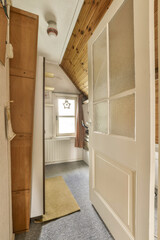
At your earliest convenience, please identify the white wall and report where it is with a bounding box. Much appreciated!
[0,47,13,240]
[31,56,44,218]
[45,62,79,94]
[45,138,83,164]
[83,149,89,165]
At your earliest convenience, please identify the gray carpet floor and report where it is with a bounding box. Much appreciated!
[16,161,114,240]
[155,195,158,240]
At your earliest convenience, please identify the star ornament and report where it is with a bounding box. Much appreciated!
[63,99,71,109]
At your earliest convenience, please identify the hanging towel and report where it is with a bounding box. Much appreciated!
[75,94,85,148]
[5,106,16,141]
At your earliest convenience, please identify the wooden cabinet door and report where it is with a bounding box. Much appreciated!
[10,75,35,134]
[10,7,38,79]
[10,6,38,234]
[11,135,32,191]
[12,190,31,233]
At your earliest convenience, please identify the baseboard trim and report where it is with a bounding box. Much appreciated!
[31,215,42,220]
[12,233,15,240]
[45,159,83,165]
[83,158,89,166]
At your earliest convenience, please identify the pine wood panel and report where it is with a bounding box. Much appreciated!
[10,75,35,134]
[11,135,32,191]
[0,4,7,65]
[10,7,38,78]
[61,0,113,96]
[12,190,31,233]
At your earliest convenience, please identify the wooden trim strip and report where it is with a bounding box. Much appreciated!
[43,57,45,215]
[10,6,38,19]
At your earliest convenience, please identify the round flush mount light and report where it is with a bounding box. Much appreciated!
[47,20,58,37]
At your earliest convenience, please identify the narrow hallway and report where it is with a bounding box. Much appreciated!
[16,161,114,240]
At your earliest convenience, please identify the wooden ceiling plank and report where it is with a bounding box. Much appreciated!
[64,0,112,75]
[69,60,88,77]
[73,66,88,78]
[74,72,88,84]
[70,46,88,66]
[72,0,113,55]
[79,82,88,89]
[67,47,88,69]
[63,54,88,78]
[63,1,98,58]
[60,64,86,94]
[79,77,89,85]
[64,0,111,64]
[72,72,88,87]
[79,85,88,91]
[63,45,88,71]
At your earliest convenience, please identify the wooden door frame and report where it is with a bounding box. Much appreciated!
[157,0,160,238]
[43,57,45,214]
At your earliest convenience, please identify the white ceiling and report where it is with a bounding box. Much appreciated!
[12,0,84,64]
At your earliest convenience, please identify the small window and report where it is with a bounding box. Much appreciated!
[56,97,77,136]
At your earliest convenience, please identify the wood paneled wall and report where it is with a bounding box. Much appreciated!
[61,0,113,96]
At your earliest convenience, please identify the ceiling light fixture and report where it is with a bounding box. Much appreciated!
[47,20,58,37]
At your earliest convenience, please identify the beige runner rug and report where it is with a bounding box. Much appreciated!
[35,176,80,223]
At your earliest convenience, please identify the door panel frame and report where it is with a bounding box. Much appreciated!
[43,57,45,214]
[88,0,155,239]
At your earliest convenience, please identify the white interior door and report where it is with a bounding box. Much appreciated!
[88,0,155,239]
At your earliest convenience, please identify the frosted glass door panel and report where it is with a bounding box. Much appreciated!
[110,94,135,138]
[93,29,108,101]
[109,0,135,96]
[94,101,108,133]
